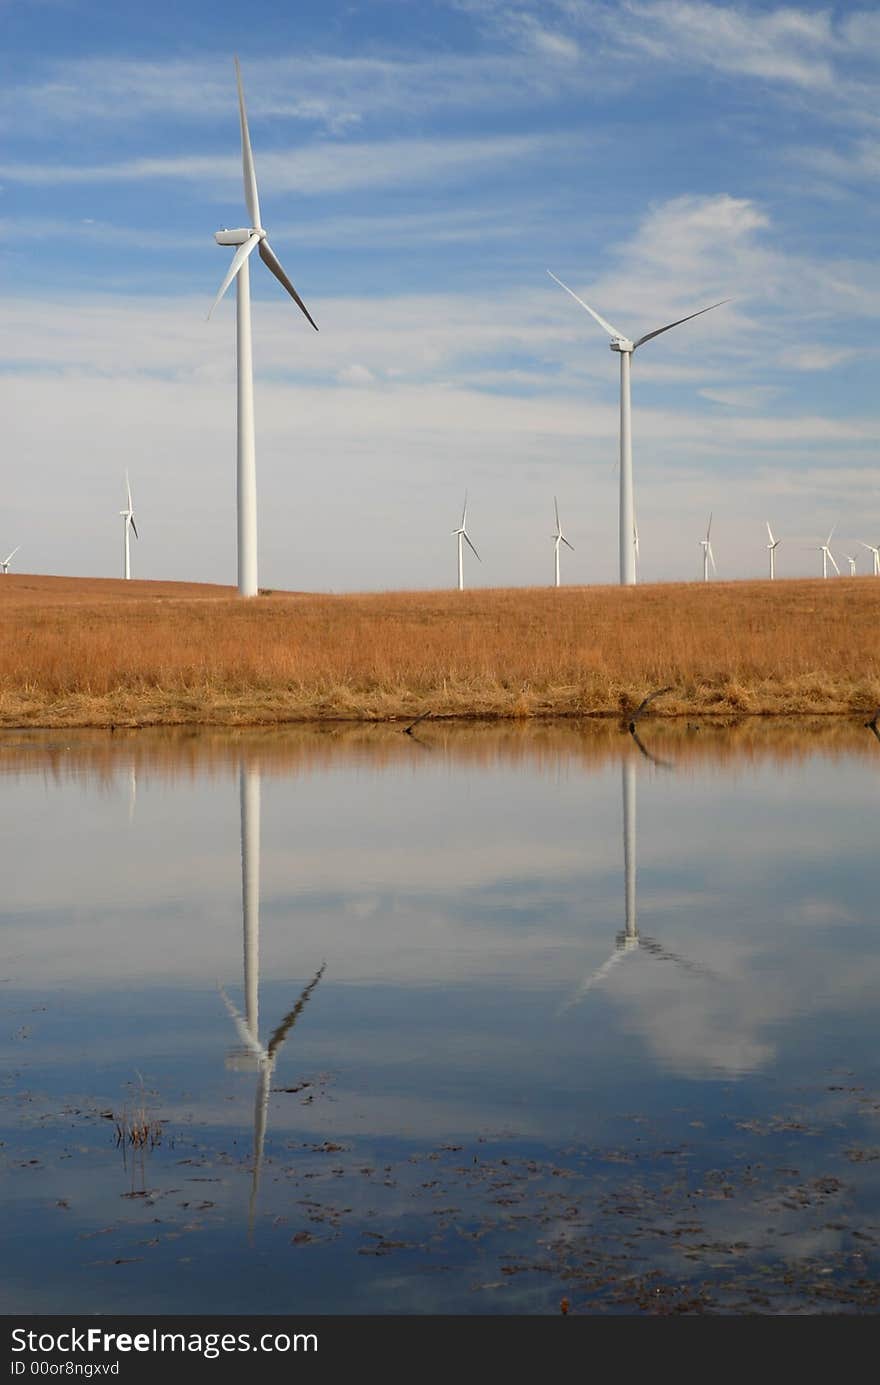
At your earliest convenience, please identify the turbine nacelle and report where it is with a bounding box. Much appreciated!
[215,227,264,246]
[609,338,634,354]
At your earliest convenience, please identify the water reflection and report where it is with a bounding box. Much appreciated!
[2,721,880,1314]
[568,758,715,1007]
[219,764,324,1231]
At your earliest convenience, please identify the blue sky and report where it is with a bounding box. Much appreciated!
[2,1,879,588]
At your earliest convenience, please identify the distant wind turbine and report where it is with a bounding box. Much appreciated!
[120,473,138,580]
[0,545,20,574]
[766,521,780,580]
[844,553,858,576]
[814,525,840,579]
[209,57,318,599]
[858,541,880,576]
[547,269,728,586]
[452,493,480,591]
[552,497,574,587]
[699,513,716,582]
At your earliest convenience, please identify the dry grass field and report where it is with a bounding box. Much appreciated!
[1,572,878,727]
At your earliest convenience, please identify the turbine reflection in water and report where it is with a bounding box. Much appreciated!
[566,755,716,1008]
[219,763,324,1234]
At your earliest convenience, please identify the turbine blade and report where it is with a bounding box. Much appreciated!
[562,537,575,551]
[218,984,264,1060]
[463,532,481,561]
[546,270,625,339]
[826,523,836,546]
[633,298,729,351]
[126,471,132,513]
[709,544,717,572]
[130,517,139,541]
[461,491,468,528]
[766,521,775,545]
[259,240,319,331]
[208,232,260,318]
[235,56,261,229]
[829,552,840,575]
[265,963,326,1060]
[707,512,713,540]
[554,495,560,531]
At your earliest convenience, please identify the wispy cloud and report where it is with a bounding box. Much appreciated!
[0,131,582,195]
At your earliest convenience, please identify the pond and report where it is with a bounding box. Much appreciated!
[2,719,879,1314]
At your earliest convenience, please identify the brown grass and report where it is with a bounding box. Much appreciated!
[1,572,879,727]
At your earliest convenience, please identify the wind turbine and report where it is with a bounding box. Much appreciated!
[120,473,138,580]
[220,762,324,1233]
[209,57,319,599]
[813,526,840,579]
[452,493,480,590]
[552,496,574,587]
[547,270,728,586]
[844,553,858,576]
[859,541,880,576]
[766,521,780,580]
[699,513,716,582]
[0,545,20,574]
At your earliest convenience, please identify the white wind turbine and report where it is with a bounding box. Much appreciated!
[699,513,716,582]
[844,552,858,576]
[452,493,480,591]
[209,57,319,599]
[552,496,574,587]
[0,545,20,574]
[814,525,840,579]
[120,473,138,580]
[766,521,780,580]
[858,541,880,576]
[547,270,728,586]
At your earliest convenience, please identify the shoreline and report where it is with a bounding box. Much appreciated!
[1,698,876,730]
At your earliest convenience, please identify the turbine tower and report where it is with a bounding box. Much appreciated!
[552,496,574,587]
[814,526,840,579]
[699,513,716,582]
[120,473,138,580]
[220,762,324,1233]
[0,545,20,574]
[858,541,880,576]
[766,522,780,580]
[452,493,480,591]
[209,57,319,599]
[547,270,728,586]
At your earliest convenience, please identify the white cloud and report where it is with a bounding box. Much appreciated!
[336,363,375,386]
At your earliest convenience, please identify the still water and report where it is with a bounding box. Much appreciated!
[2,720,879,1315]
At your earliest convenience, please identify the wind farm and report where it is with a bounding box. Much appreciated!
[5,2,880,1330]
[4,49,878,737]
